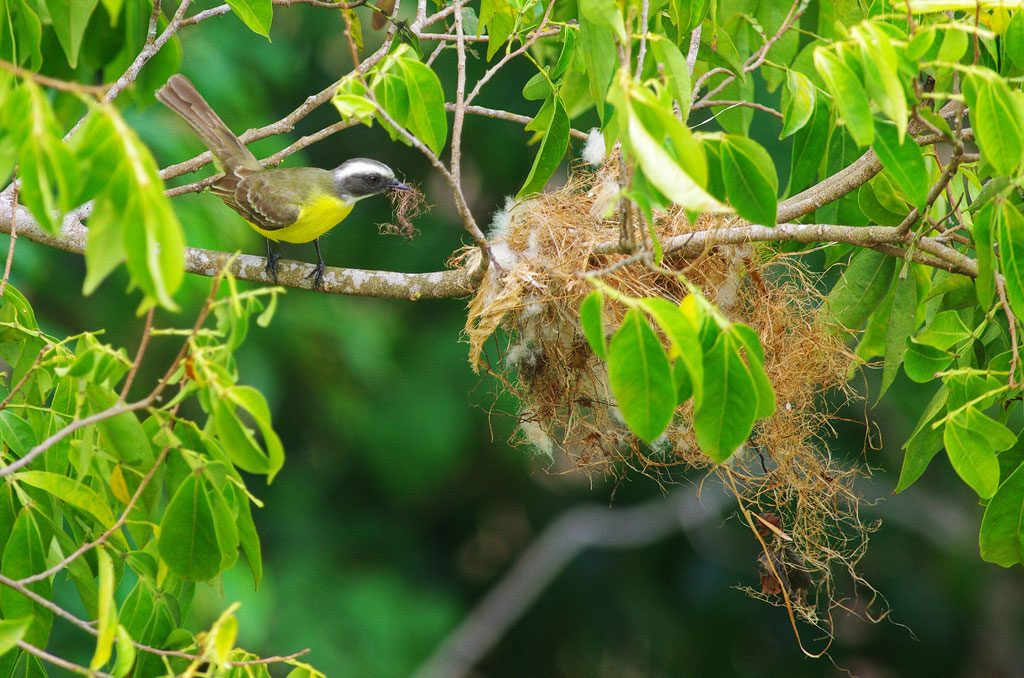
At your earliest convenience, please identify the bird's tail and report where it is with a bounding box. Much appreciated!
[156,74,260,173]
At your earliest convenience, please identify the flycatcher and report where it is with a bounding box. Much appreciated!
[156,74,409,290]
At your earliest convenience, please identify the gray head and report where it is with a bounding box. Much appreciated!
[332,158,409,201]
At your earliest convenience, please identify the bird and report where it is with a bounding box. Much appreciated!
[155,74,410,290]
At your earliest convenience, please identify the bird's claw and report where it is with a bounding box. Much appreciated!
[265,247,281,284]
[305,261,325,290]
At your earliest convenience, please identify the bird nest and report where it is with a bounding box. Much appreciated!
[456,163,882,634]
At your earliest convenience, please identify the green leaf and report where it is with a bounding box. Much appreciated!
[10,653,47,677]
[45,0,100,67]
[880,271,918,398]
[236,497,263,589]
[827,249,897,331]
[208,482,240,571]
[997,200,1024,320]
[973,202,996,308]
[607,307,676,443]
[902,340,952,382]
[0,509,52,646]
[0,618,31,658]
[1006,10,1024,71]
[965,72,1024,176]
[521,71,552,101]
[914,309,971,350]
[896,386,948,492]
[651,37,691,121]
[111,625,136,678]
[85,384,152,466]
[579,0,626,42]
[397,56,448,155]
[74,106,184,309]
[694,330,758,463]
[623,91,723,212]
[551,25,577,80]
[853,21,908,136]
[578,18,616,123]
[15,471,127,548]
[787,98,830,195]
[813,47,874,147]
[90,548,116,671]
[373,72,411,141]
[479,0,514,59]
[5,83,78,233]
[639,297,704,406]
[158,473,223,581]
[980,459,1024,566]
[0,411,34,458]
[212,386,285,482]
[873,119,928,211]
[906,26,935,61]
[0,0,43,69]
[944,407,1005,499]
[223,0,272,36]
[579,291,607,360]
[730,323,775,419]
[720,135,778,225]
[517,94,569,198]
[779,70,815,139]
[699,22,744,79]
[333,77,376,127]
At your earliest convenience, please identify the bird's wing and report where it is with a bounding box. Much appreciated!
[212,168,301,231]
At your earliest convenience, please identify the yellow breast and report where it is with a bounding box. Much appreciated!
[249,196,354,244]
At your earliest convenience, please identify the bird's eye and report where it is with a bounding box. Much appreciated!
[369,175,381,184]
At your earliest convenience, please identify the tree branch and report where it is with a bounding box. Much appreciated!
[0,195,473,299]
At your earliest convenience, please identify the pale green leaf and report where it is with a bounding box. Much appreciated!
[813,47,874,147]
[224,0,272,36]
[779,70,816,139]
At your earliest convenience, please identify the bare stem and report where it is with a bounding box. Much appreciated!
[0,175,17,298]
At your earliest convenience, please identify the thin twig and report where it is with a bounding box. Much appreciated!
[145,0,162,44]
[995,274,1020,388]
[686,25,702,76]
[693,0,805,106]
[119,307,155,402]
[691,99,783,119]
[16,640,114,677]
[463,0,558,107]
[444,104,589,140]
[450,0,468,186]
[634,0,650,79]
[0,58,108,96]
[0,344,54,411]
[0,175,17,298]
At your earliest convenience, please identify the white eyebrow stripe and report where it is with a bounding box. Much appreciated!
[334,159,393,181]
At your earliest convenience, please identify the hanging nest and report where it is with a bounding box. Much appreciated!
[455,160,882,631]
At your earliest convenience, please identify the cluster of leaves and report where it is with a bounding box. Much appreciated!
[335,43,448,156]
[0,277,325,676]
[581,284,773,462]
[0,0,182,98]
[0,73,185,310]
[410,0,1024,570]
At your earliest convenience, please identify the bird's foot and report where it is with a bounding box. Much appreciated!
[264,250,281,284]
[305,260,325,290]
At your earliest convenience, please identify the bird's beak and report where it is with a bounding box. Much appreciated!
[391,181,411,191]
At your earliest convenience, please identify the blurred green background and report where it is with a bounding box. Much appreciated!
[9,5,1024,677]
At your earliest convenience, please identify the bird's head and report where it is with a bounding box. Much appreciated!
[332,158,410,201]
